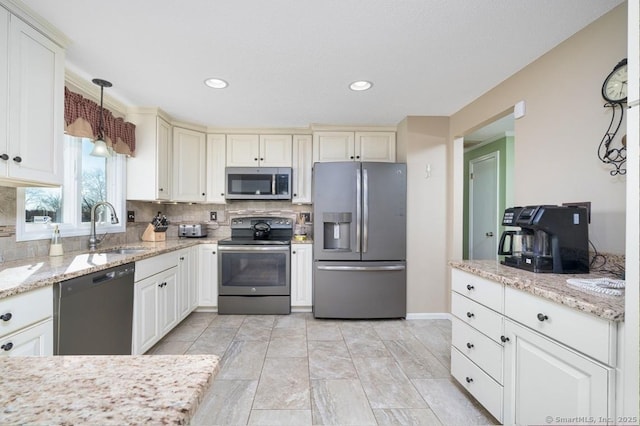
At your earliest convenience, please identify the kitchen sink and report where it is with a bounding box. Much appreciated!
[101,248,149,255]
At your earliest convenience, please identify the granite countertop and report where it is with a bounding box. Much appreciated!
[0,355,220,425]
[0,238,222,300]
[449,259,625,321]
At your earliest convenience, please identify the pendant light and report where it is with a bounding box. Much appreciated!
[90,78,112,157]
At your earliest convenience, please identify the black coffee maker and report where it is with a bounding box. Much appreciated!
[498,205,589,273]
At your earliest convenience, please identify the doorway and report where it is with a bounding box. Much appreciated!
[462,114,515,260]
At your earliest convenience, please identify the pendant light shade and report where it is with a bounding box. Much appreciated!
[90,78,112,158]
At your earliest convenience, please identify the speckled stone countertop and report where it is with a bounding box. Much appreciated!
[449,259,625,321]
[0,239,219,300]
[0,355,220,425]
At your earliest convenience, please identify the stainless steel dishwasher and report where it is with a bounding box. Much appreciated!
[53,263,135,355]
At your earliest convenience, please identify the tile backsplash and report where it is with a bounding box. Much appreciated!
[0,186,311,263]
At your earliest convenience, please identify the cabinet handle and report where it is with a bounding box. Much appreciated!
[0,313,11,322]
[13,156,22,163]
[466,284,474,291]
[466,311,474,318]
[466,342,474,349]
[465,377,473,383]
[159,282,167,288]
[0,154,7,161]
[180,256,184,261]
[537,313,549,322]
[500,335,510,343]
[1,342,13,351]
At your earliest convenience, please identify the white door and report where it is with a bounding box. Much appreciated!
[469,152,499,259]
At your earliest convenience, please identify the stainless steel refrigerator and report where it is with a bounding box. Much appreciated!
[312,162,407,318]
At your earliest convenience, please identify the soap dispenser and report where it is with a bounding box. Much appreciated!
[49,225,63,257]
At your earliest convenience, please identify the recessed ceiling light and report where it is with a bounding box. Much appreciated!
[349,80,373,91]
[204,78,228,89]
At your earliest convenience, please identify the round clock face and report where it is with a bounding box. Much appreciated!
[602,63,628,103]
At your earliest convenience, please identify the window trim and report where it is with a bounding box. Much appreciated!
[16,137,127,242]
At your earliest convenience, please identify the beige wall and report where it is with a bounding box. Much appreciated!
[450,3,628,256]
[397,116,449,315]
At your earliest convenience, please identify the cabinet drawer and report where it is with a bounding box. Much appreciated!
[0,319,53,357]
[451,269,503,313]
[135,251,180,282]
[451,347,503,423]
[451,292,503,343]
[0,287,53,338]
[504,286,616,366]
[452,317,503,383]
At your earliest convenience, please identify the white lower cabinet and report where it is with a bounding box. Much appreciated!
[197,244,218,310]
[291,243,312,310]
[503,319,613,425]
[177,247,198,321]
[0,319,53,357]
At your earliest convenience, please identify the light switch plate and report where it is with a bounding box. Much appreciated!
[210,211,217,221]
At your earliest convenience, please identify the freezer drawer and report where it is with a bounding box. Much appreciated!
[313,261,406,319]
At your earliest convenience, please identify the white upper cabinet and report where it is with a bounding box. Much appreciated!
[172,127,206,202]
[292,135,312,203]
[226,134,292,167]
[206,134,226,204]
[313,131,396,163]
[1,8,64,186]
[126,112,172,201]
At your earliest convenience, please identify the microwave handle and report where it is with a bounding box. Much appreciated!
[272,174,276,195]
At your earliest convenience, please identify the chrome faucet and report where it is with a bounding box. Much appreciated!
[88,201,119,251]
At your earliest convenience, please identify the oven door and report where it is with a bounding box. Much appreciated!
[218,245,291,296]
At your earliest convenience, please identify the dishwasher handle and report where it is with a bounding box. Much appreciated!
[93,271,116,284]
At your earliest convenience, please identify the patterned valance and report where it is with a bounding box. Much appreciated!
[64,87,136,156]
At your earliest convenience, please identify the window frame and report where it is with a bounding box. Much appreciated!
[16,136,127,242]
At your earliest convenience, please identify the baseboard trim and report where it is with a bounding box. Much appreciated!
[406,313,452,320]
[291,307,313,313]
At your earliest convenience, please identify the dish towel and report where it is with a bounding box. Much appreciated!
[566,278,625,296]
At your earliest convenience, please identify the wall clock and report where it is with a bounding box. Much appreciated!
[597,58,627,176]
[601,58,627,104]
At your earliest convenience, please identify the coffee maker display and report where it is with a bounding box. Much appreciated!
[498,205,589,274]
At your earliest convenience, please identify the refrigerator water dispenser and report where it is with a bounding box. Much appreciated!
[322,212,351,250]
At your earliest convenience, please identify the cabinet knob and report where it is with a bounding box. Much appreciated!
[0,313,12,321]
[221,193,224,196]
[1,342,13,351]
[537,313,549,322]
[350,156,354,159]
[0,154,8,161]
[292,250,296,254]
[466,284,474,291]
[356,156,360,159]
[13,156,22,163]
[159,188,164,192]
[466,311,474,318]
[202,192,205,196]
[500,335,510,343]
[465,377,473,383]
[260,158,264,161]
[466,342,474,349]
[212,251,216,255]
[293,193,297,197]
[254,158,258,161]
[180,256,184,261]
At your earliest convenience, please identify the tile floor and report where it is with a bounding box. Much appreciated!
[149,312,498,425]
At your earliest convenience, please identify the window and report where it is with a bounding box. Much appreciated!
[16,136,126,241]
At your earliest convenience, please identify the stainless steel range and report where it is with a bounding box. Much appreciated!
[218,216,293,314]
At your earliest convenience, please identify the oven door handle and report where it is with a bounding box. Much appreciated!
[218,245,291,252]
[316,265,405,272]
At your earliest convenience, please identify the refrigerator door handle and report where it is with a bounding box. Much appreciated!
[363,168,369,253]
[316,265,406,272]
[356,167,361,253]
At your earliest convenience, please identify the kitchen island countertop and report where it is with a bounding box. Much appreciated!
[0,354,220,425]
[449,259,625,321]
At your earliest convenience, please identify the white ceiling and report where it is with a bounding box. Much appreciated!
[21,0,623,129]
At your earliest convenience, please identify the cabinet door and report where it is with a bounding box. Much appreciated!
[187,246,199,311]
[156,117,172,200]
[198,244,218,309]
[259,134,292,167]
[312,131,355,162]
[503,319,613,425]
[177,249,191,321]
[0,320,53,357]
[226,134,260,167]
[133,275,160,355]
[158,270,178,336]
[355,132,396,162]
[292,135,312,203]
[172,127,206,202]
[0,8,8,179]
[291,243,313,309]
[206,134,226,203]
[7,15,64,185]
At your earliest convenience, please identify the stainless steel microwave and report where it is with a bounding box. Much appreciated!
[225,167,292,200]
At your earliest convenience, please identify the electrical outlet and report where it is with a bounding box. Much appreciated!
[300,212,311,223]
[127,210,135,223]
[210,211,217,221]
